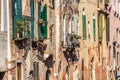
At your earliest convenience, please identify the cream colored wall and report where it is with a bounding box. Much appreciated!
[78,0,98,68]
[34,2,38,40]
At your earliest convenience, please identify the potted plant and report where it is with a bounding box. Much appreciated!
[16,20,25,38]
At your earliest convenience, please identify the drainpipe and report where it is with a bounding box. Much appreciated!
[54,0,61,80]
[6,0,13,80]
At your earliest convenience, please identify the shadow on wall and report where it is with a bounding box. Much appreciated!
[0,72,5,80]
[63,49,78,65]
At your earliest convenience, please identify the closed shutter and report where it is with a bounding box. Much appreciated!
[82,15,86,39]
[16,0,22,21]
[93,19,96,40]
[40,5,47,38]
[30,0,34,39]
[98,14,103,40]
[106,17,110,41]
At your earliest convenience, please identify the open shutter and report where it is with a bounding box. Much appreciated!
[93,19,96,40]
[38,3,41,39]
[98,14,103,40]
[40,5,47,38]
[12,0,16,39]
[106,17,110,41]
[82,15,86,39]
[30,0,34,39]
[12,0,22,39]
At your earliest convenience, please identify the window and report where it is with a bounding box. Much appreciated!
[98,14,103,40]
[17,63,22,80]
[113,44,116,58]
[33,62,39,80]
[93,14,96,40]
[23,17,31,38]
[117,52,119,66]
[102,58,106,68]
[62,16,67,46]
[106,17,110,41]
[38,4,47,39]
[82,59,84,80]
[72,14,78,35]
[88,21,90,39]
[82,8,86,39]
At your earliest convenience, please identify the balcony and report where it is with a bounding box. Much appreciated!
[62,33,80,63]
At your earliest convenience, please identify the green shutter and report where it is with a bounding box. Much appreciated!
[38,3,41,39]
[93,19,96,40]
[106,17,110,41]
[82,15,86,39]
[98,14,103,40]
[30,0,34,39]
[12,0,16,39]
[40,5,47,38]
[16,0,22,21]
[12,0,22,39]
[38,4,47,39]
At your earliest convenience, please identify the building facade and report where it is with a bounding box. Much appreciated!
[0,0,120,80]
[107,0,120,79]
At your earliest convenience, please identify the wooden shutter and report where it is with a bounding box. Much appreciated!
[82,15,86,39]
[106,17,110,41]
[16,0,22,21]
[38,2,41,39]
[98,14,103,40]
[12,0,16,39]
[93,19,96,40]
[38,4,47,39]
[40,5,47,38]
[12,0,22,39]
[30,0,34,39]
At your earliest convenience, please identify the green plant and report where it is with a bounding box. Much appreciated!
[73,35,81,39]
[105,0,109,3]
[16,20,25,33]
